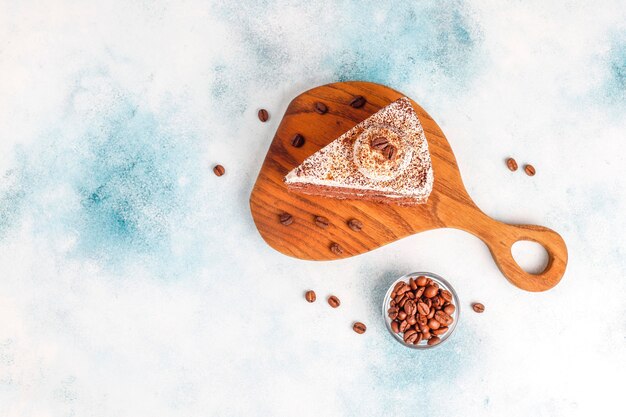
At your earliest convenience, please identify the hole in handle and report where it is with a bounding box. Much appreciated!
[511,240,550,275]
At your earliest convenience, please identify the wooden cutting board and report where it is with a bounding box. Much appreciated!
[249,81,567,292]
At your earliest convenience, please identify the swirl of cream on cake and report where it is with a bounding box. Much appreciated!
[352,124,414,182]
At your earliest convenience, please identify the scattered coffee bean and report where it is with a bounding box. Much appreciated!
[290,133,305,148]
[383,145,397,160]
[279,213,293,225]
[314,216,329,229]
[506,157,518,171]
[328,295,340,308]
[330,243,343,255]
[524,164,536,176]
[427,336,441,346]
[213,164,225,177]
[353,322,366,334]
[258,108,269,122]
[349,95,366,108]
[371,136,389,150]
[387,275,456,347]
[305,290,316,303]
[347,219,363,232]
[472,302,485,313]
[314,101,328,114]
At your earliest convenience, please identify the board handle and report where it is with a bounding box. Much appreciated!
[478,221,568,292]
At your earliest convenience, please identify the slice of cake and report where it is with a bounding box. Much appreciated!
[284,97,434,205]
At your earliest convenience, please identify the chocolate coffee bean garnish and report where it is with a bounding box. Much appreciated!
[387,275,456,346]
[383,145,397,160]
[472,302,485,313]
[330,243,343,255]
[258,109,269,122]
[524,164,536,176]
[314,216,329,229]
[290,133,305,148]
[305,290,316,303]
[314,102,328,114]
[349,95,366,108]
[506,157,518,171]
[279,213,293,225]
[371,136,389,150]
[353,322,366,334]
[348,219,363,232]
[213,164,225,177]
[328,295,340,308]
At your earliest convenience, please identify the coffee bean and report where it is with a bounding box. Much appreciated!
[397,311,407,321]
[314,101,328,114]
[427,336,441,346]
[419,322,430,333]
[417,302,430,316]
[414,332,423,345]
[371,136,389,150]
[472,302,485,313]
[388,307,399,320]
[399,320,410,332]
[407,315,417,326]
[443,304,455,315]
[440,290,453,303]
[391,320,400,333]
[428,318,441,330]
[431,296,442,309]
[330,243,343,255]
[347,219,363,232]
[290,133,305,148]
[409,278,417,290]
[524,164,536,176]
[424,298,432,308]
[432,327,448,336]
[416,276,428,286]
[435,311,453,326]
[213,164,225,177]
[392,281,404,293]
[396,284,410,296]
[305,290,316,303]
[403,300,416,316]
[279,213,293,225]
[414,287,425,298]
[424,285,438,298]
[314,216,329,229]
[506,157,518,171]
[406,291,415,299]
[258,108,269,122]
[383,145,397,160]
[422,331,431,340]
[427,309,435,319]
[328,295,340,308]
[417,315,428,327]
[403,329,418,344]
[349,95,366,108]
[398,296,408,308]
[353,322,366,334]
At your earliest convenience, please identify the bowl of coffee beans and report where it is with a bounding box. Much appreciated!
[383,272,459,349]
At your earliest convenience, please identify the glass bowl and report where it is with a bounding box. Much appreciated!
[382,272,460,349]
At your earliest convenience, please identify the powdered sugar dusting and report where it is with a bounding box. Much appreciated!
[284,97,434,204]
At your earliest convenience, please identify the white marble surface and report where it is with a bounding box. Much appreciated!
[1,1,625,416]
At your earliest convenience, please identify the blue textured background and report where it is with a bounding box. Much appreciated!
[0,1,624,416]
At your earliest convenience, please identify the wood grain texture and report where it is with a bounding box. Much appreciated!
[249,81,568,292]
